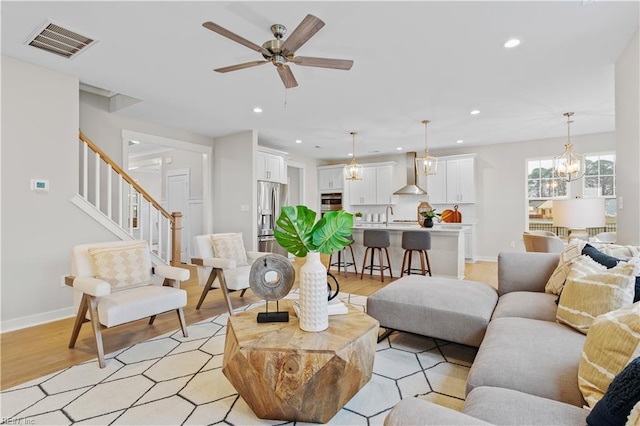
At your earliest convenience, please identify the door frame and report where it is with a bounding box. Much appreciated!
[166,168,190,261]
[287,160,306,207]
[121,129,213,238]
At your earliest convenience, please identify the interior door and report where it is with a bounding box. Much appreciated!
[167,169,190,263]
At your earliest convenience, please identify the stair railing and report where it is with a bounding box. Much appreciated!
[78,131,182,266]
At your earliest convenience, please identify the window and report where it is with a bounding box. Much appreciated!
[526,153,617,236]
[584,153,617,225]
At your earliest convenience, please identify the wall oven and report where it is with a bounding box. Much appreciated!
[320,192,343,215]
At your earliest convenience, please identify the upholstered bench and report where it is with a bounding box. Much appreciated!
[367,275,498,347]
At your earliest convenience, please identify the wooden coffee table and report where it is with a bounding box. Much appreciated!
[222,299,379,423]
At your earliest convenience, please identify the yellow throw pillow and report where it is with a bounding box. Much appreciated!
[88,241,153,290]
[545,241,588,295]
[556,255,637,334]
[210,233,248,266]
[578,302,640,407]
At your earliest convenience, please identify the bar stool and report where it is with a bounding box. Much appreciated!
[400,230,432,277]
[328,235,358,277]
[360,229,393,282]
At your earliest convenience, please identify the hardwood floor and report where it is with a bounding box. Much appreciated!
[0,261,497,391]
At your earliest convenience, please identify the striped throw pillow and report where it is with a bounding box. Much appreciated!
[88,241,153,290]
[556,255,637,334]
[578,302,640,407]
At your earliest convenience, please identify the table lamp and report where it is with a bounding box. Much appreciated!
[552,198,605,241]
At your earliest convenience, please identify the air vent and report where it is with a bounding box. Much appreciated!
[26,21,96,59]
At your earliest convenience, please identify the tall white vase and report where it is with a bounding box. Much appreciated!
[299,251,328,332]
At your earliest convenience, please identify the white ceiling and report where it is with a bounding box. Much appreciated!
[2,1,638,161]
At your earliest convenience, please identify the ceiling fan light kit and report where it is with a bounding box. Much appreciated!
[203,14,353,89]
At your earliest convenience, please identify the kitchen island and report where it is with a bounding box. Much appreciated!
[342,223,465,279]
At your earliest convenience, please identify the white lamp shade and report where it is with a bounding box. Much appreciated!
[552,198,606,229]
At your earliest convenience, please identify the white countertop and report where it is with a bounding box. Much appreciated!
[352,223,466,232]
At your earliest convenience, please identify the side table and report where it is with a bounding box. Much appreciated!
[222,299,379,423]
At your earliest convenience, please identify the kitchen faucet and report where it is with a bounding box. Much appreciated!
[385,205,394,226]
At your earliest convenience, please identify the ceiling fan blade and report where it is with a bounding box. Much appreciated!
[277,65,298,89]
[292,56,353,70]
[214,60,269,73]
[203,21,269,56]
[281,14,325,56]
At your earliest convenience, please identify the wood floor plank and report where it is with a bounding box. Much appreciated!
[0,261,496,390]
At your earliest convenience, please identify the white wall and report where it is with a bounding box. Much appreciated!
[213,131,256,250]
[1,57,113,329]
[615,30,640,246]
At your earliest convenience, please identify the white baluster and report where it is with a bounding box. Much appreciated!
[107,164,112,219]
[94,153,100,211]
[82,141,88,199]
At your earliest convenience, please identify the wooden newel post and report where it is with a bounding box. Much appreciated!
[171,212,183,266]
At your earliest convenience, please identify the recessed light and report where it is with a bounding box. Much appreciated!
[396,147,403,151]
[129,140,140,144]
[470,110,480,115]
[252,107,263,113]
[295,139,302,144]
[504,38,521,48]
[348,152,353,156]
[457,140,464,144]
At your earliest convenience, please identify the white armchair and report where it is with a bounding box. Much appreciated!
[69,240,189,368]
[191,233,268,314]
[522,232,565,253]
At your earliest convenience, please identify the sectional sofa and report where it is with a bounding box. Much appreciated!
[384,250,638,425]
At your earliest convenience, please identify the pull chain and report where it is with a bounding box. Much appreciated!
[283,88,288,109]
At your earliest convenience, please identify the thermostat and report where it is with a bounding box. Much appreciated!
[30,179,49,192]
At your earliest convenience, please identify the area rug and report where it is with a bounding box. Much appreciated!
[1,294,477,425]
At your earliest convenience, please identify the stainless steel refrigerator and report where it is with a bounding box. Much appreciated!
[257,180,289,256]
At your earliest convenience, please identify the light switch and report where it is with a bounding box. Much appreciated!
[618,196,624,210]
[30,179,49,192]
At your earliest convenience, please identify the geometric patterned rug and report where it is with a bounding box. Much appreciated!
[1,294,477,425]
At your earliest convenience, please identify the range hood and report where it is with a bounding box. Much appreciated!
[394,152,428,195]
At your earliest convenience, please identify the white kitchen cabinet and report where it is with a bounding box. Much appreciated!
[257,150,287,184]
[348,163,395,205]
[318,166,344,191]
[446,157,475,203]
[425,161,447,204]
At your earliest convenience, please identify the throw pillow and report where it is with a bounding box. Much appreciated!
[545,241,588,295]
[556,256,637,334]
[627,401,640,426]
[210,233,248,266]
[583,243,622,268]
[578,302,640,408]
[582,243,640,303]
[88,241,153,290]
[586,357,640,426]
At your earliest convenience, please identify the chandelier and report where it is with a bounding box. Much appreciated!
[344,131,364,180]
[554,112,585,182]
[415,119,438,176]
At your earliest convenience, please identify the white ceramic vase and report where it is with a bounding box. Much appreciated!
[299,251,328,332]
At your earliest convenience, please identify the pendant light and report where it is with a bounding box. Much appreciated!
[554,112,585,182]
[344,131,364,180]
[415,119,438,176]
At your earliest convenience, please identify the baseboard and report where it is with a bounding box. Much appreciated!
[1,307,75,333]
[474,255,498,262]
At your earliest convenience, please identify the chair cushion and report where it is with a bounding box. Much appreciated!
[211,233,248,266]
[97,285,187,327]
[220,265,252,290]
[88,241,152,290]
[556,256,637,334]
[579,302,640,408]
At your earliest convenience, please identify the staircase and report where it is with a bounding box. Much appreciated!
[71,131,182,266]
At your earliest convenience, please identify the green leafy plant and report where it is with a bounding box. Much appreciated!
[274,205,353,257]
[354,212,363,218]
[420,209,441,219]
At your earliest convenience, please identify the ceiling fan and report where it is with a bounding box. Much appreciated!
[202,14,353,89]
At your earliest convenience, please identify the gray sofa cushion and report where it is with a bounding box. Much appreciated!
[491,291,558,322]
[463,386,589,425]
[466,317,586,407]
[367,276,498,347]
[384,397,492,425]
